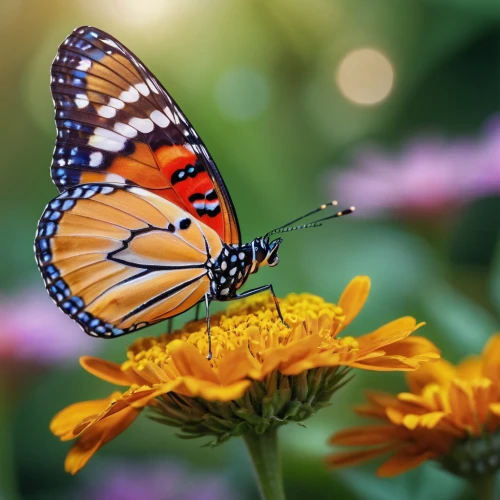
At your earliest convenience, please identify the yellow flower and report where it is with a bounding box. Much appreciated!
[50,276,439,474]
[327,334,500,478]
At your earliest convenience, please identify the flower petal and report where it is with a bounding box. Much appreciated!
[255,332,323,379]
[402,411,446,430]
[50,392,121,441]
[174,377,252,401]
[337,276,371,332]
[65,404,141,475]
[217,344,260,385]
[448,379,477,433]
[377,448,437,477]
[482,334,500,383]
[349,356,420,371]
[80,356,132,386]
[330,425,406,446]
[382,336,440,359]
[122,384,176,408]
[168,340,218,383]
[456,357,482,380]
[325,445,395,469]
[406,359,457,394]
[489,402,500,416]
[356,317,418,355]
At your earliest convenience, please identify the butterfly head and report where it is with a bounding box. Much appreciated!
[250,236,283,273]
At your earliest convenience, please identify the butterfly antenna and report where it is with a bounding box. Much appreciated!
[274,200,339,231]
[267,206,355,237]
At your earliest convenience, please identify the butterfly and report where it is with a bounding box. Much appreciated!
[34,26,354,359]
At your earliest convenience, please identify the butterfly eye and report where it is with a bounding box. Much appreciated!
[255,248,267,262]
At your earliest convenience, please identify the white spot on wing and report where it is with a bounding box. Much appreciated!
[76,58,92,71]
[175,107,187,125]
[164,106,175,123]
[106,173,126,182]
[206,201,219,210]
[114,122,138,138]
[89,127,127,152]
[89,152,103,167]
[102,39,119,49]
[108,97,124,109]
[135,83,150,96]
[98,105,116,118]
[150,110,170,127]
[146,78,159,94]
[119,86,140,103]
[74,93,89,109]
[129,117,154,133]
[128,187,145,196]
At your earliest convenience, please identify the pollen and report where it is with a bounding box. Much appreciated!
[337,336,359,351]
[124,293,346,371]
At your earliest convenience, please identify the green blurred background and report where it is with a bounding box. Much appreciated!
[1,0,500,498]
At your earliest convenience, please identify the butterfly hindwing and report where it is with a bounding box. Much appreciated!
[35,183,223,337]
[51,26,240,245]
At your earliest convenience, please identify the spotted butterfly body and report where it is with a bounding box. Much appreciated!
[36,26,286,350]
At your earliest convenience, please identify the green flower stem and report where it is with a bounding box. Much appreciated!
[473,474,495,500]
[0,379,19,500]
[243,428,285,500]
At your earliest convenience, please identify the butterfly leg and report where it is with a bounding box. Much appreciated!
[167,317,173,334]
[204,294,213,361]
[234,284,290,329]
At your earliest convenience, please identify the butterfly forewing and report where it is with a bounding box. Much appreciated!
[35,184,223,337]
[51,26,240,245]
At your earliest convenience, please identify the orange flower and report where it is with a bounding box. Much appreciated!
[50,276,438,474]
[327,334,500,479]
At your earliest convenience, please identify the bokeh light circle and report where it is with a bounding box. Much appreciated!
[336,48,394,106]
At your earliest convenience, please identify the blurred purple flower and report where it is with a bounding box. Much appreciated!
[76,459,236,500]
[0,286,98,366]
[474,115,500,195]
[329,115,500,218]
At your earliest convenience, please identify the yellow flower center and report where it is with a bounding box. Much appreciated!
[123,293,346,371]
[336,336,360,351]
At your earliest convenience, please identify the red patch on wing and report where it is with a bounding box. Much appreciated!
[156,145,197,176]
[155,145,225,236]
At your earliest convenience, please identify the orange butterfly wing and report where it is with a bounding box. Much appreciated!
[51,26,240,245]
[35,184,223,336]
